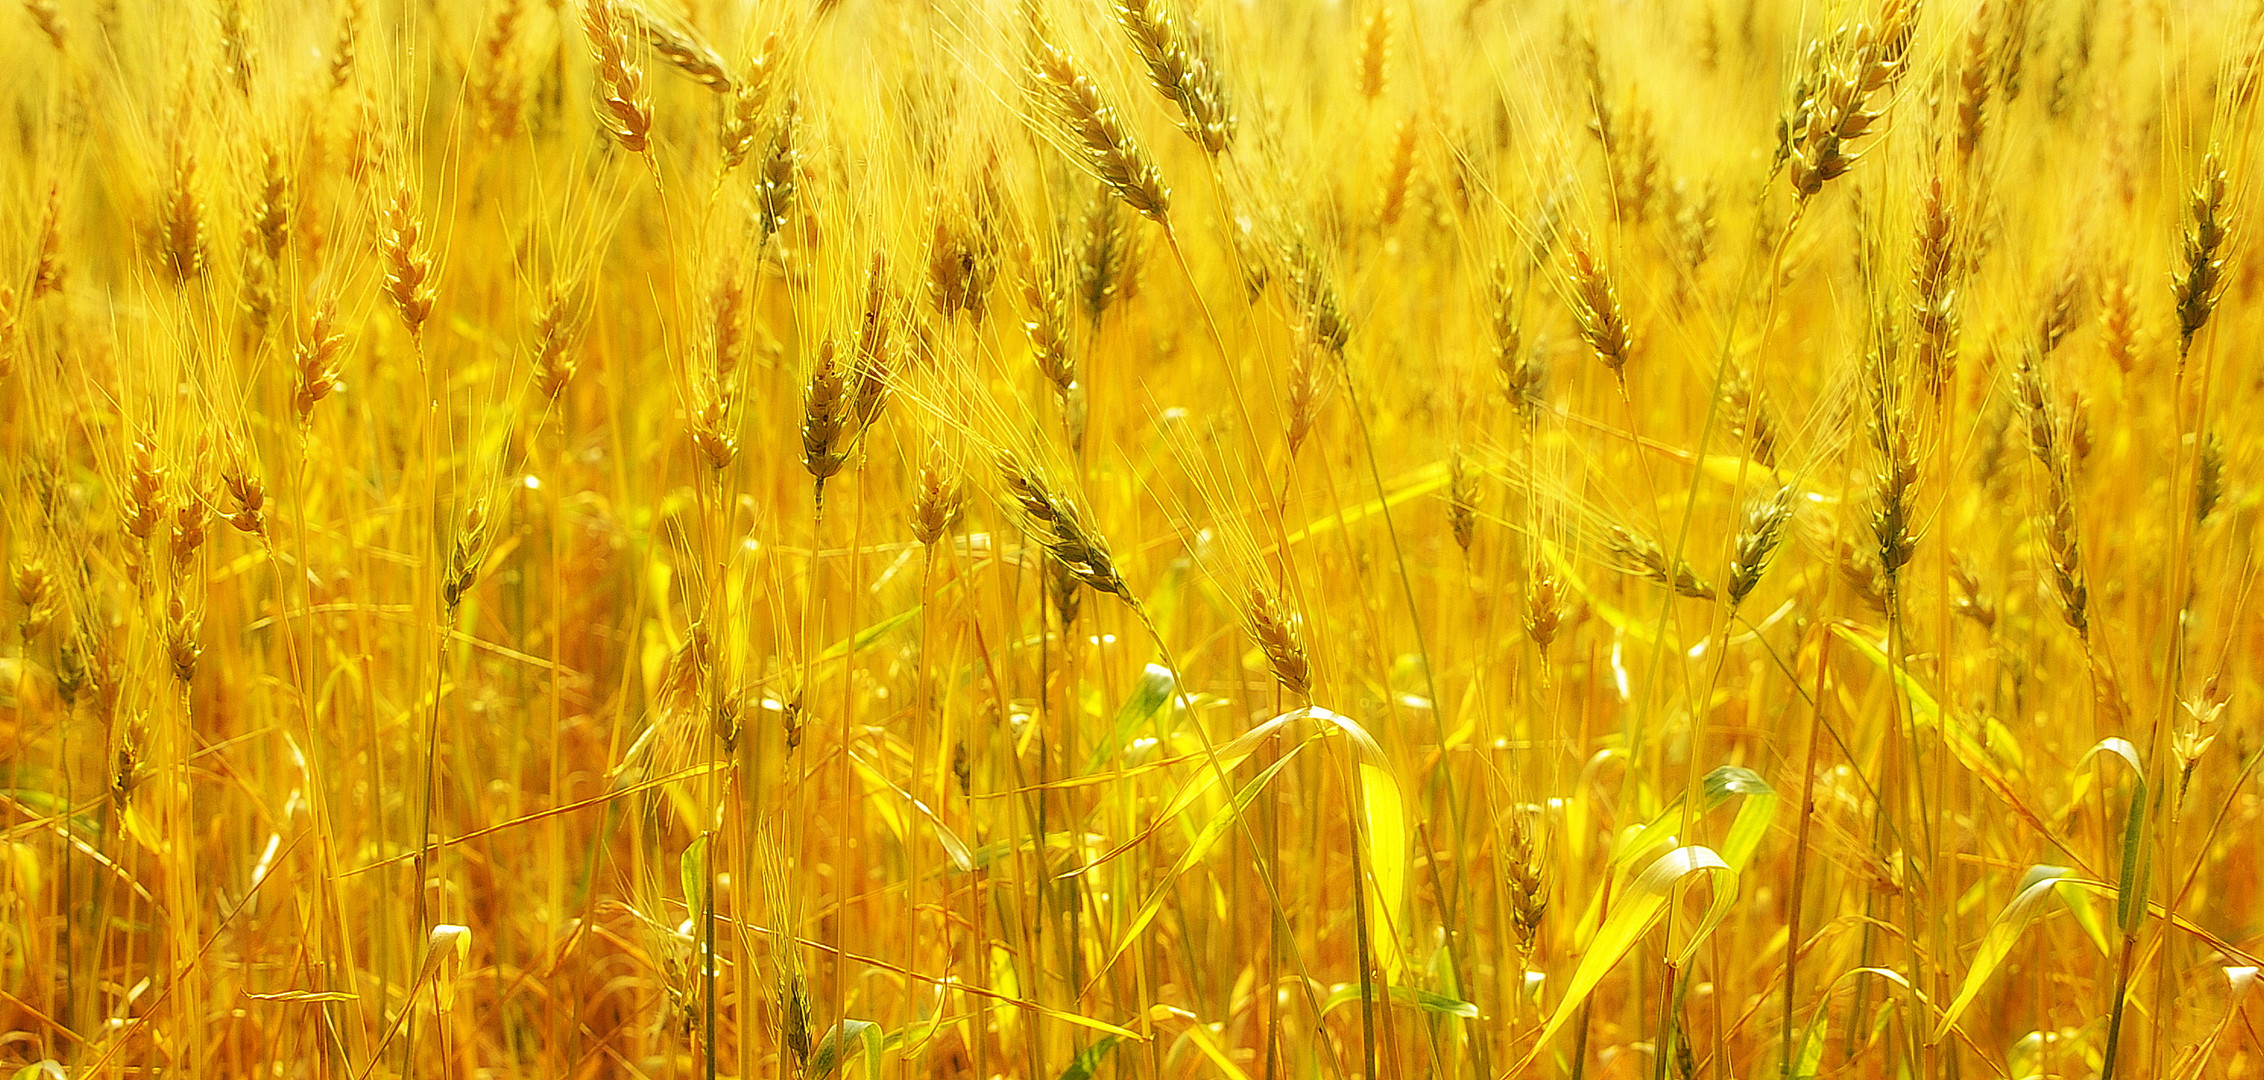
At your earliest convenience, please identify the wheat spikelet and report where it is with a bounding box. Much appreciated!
[1047,556,1082,626]
[31,184,65,299]
[1357,5,1388,99]
[929,186,1001,324]
[994,450,1126,598]
[1447,449,1478,553]
[1489,263,1521,374]
[1504,810,1548,955]
[1725,367,1778,468]
[1281,232,1349,355]
[165,596,201,682]
[120,440,165,543]
[2097,269,2139,376]
[330,0,362,89]
[2195,428,2224,523]
[2173,149,2231,360]
[292,297,345,421]
[1955,5,1990,165]
[14,554,56,641]
[237,242,274,337]
[25,0,64,48]
[1284,320,1331,455]
[531,284,583,399]
[1834,535,1889,614]
[2036,264,2081,356]
[1602,522,1713,600]
[1609,106,1660,223]
[1563,229,1631,385]
[710,262,747,387]
[169,485,207,575]
[1576,24,1613,152]
[909,444,963,547]
[248,145,290,264]
[585,0,654,153]
[1726,484,1794,609]
[1948,551,1997,629]
[851,251,893,430]
[2015,348,2087,636]
[1865,341,1919,584]
[1670,176,1717,274]
[110,712,148,807]
[617,0,732,92]
[1909,175,1958,396]
[380,184,435,336]
[1028,12,1171,226]
[756,97,801,242]
[2173,672,2228,800]
[1524,559,1561,651]
[689,394,736,474]
[720,33,782,169]
[1993,0,2034,102]
[1494,273,1546,433]
[158,139,206,285]
[1243,584,1310,697]
[1230,214,1270,298]
[443,498,490,611]
[1784,0,1916,199]
[777,954,814,1069]
[472,0,528,140]
[222,465,265,536]
[801,338,851,502]
[1379,115,1418,228]
[1075,184,1131,324]
[1021,246,1076,399]
[219,0,253,96]
[1116,0,1234,153]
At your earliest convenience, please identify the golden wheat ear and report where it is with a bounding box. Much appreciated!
[380,184,435,338]
[1026,5,1171,226]
[1242,583,1310,698]
[2173,149,2231,363]
[585,0,655,153]
[909,442,963,548]
[801,337,851,507]
[1115,0,1235,154]
[616,0,733,92]
[1725,484,1795,610]
[993,449,1128,599]
[1562,229,1632,389]
[757,96,802,243]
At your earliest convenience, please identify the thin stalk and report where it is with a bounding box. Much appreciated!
[1780,632,1833,1079]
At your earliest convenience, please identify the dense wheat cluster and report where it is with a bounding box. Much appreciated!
[3,0,2262,1077]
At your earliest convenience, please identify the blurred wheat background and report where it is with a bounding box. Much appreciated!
[1,0,2260,1077]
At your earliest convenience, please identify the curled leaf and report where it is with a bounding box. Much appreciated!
[808,1018,884,1080]
[421,923,473,1013]
[1933,866,2085,1042]
[1513,846,1736,1073]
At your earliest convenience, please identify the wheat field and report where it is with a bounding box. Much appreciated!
[0,0,2259,1077]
